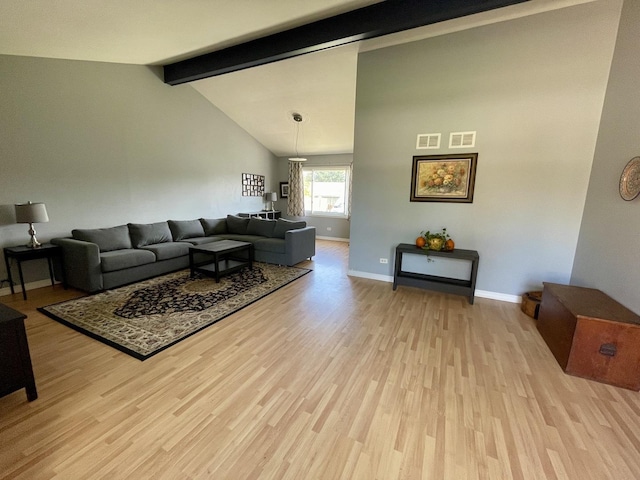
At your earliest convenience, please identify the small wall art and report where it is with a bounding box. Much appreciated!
[242,173,265,197]
[280,182,289,198]
[410,153,478,203]
[619,156,640,201]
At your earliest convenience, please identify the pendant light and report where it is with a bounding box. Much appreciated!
[288,113,307,162]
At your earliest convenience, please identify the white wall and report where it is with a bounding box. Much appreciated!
[349,0,622,297]
[0,55,277,285]
[572,0,640,313]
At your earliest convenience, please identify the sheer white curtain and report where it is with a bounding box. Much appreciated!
[287,160,305,217]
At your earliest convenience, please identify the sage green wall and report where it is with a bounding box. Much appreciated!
[0,55,276,285]
[276,154,352,240]
[571,0,640,313]
[349,0,622,298]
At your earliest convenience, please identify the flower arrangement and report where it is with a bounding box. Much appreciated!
[417,228,454,252]
[421,162,467,194]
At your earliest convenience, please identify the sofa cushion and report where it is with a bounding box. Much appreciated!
[168,219,205,241]
[253,238,286,254]
[128,222,172,248]
[247,218,276,237]
[72,225,132,252]
[273,218,307,239]
[219,234,264,243]
[140,242,190,261]
[180,236,225,246]
[226,215,250,234]
[100,249,156,273]
[200,218,227,236]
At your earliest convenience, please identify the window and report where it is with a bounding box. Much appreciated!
[303,166,350,218]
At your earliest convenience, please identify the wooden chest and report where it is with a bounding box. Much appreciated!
[537,283,640,390]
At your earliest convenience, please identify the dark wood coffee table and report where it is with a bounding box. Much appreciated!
[189,240,253,282]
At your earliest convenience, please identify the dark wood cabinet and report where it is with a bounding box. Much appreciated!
[537,283,640,390]
[0,303,37,401]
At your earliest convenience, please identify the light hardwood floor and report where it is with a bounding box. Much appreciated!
[1,240,639,479]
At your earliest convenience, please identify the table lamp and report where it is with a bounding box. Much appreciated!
[15,201,49,248]
[266,192,277,211]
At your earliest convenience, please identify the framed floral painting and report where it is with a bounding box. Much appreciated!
[410,153,478,203]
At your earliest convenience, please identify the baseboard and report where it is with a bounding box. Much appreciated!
[0,278,59,298]
[474,289,521,304]
[346,270,521,304]
[2,271,522,305]
[316,236,350,242]
[347,269,394,283]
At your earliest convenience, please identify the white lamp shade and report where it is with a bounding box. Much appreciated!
[268,192,277,202]
[15,202,49,224]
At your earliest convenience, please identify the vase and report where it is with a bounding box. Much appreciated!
[427,237,444,251]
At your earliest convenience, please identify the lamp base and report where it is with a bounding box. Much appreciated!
[26,238,42,248]
[26,224,42,248]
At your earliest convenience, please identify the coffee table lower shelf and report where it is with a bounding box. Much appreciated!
[193,259,249,279]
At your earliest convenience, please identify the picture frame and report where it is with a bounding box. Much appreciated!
[410,153,478,203]
[280,182,289,198]
[242,173,265,197]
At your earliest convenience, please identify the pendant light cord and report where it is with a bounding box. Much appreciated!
[295,121,300,157]
[290,112,306,162]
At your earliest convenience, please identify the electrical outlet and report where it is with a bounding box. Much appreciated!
[327,227,332,231]
[380,258,388,264]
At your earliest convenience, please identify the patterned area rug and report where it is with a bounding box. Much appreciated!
[39,263,309,360]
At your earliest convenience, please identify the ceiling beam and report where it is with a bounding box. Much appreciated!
[163,0,529,86]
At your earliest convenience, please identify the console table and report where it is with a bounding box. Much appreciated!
[238,210,281,220]
[0,303,37,401]
[393,244,479,304]
[3,243,65,300]
[537,282,640,390]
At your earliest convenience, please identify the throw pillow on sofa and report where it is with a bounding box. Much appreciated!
[72,225,132,252]
[247,218,276,237]
[226,215,250,234]
[128,222,173,248]
[273,218,306,239]
[168,219,205,241]
[200,218,228,236]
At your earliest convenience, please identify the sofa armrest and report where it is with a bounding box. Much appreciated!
[51,237,103,292]
[284,226,316,265]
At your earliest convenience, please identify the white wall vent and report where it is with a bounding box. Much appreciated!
[416,133,441,149]
[449,131,476,148]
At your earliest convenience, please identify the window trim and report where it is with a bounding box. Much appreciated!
[302,165,351,219]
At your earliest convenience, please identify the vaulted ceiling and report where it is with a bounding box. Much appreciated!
[0,0,593,157]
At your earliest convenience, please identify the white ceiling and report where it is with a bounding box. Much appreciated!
[0,0,594,157]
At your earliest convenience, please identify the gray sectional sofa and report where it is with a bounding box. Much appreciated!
[51,215,315,293]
